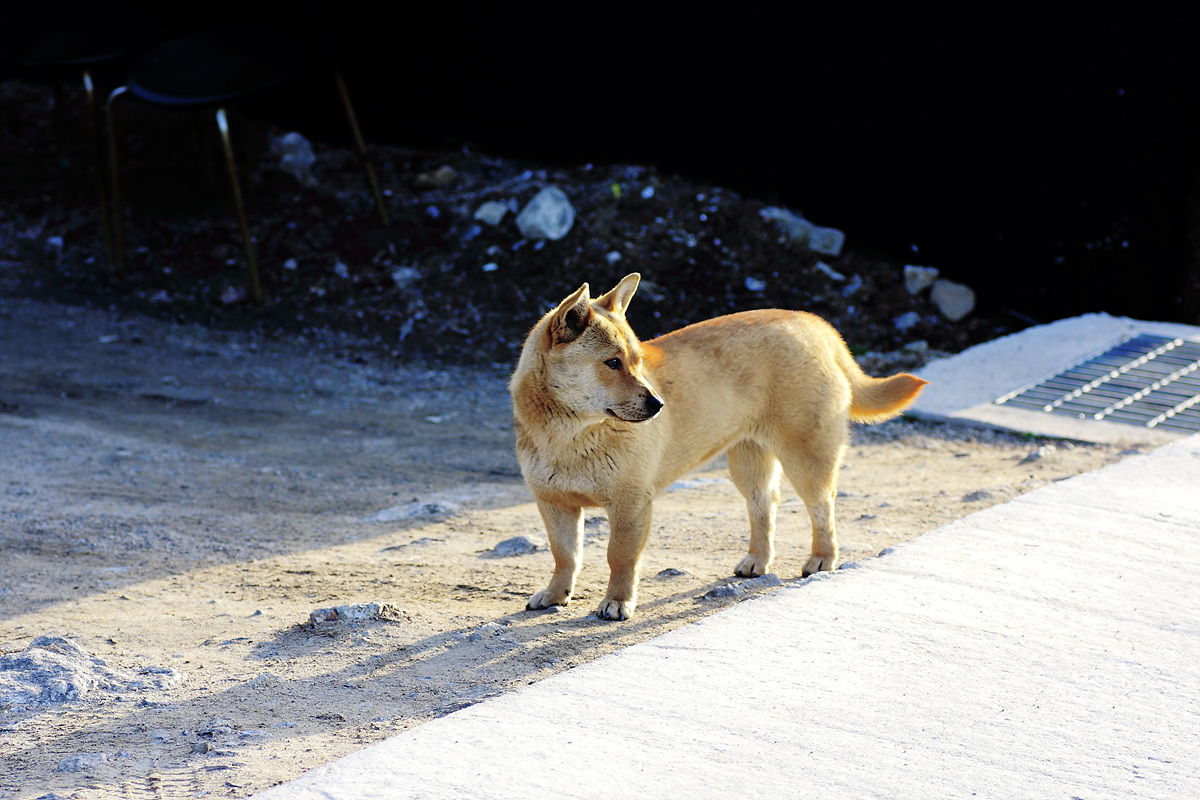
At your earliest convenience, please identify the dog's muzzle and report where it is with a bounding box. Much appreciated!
[606,393,664,422]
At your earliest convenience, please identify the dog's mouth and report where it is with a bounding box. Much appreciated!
[605,407,660,423]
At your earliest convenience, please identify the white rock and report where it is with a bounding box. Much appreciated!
[473,201,509,226]
[904,265,940,294]
[270,132,317,187]
[931,279,976,321]
[57,753,108,773]
[516,187,575,240]
[391,267,421,290]
[808,225,845,256]
[482,536,540,558]
[308,603,402,626]
[759,207,845,256]
[814,261,845,281]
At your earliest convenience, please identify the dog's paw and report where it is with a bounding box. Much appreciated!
[526,588,570,610]
[734,554,772,578]
[802,554,837,576]
[594,598,634,621]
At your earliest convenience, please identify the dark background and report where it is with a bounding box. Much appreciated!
[7,1,1200,325]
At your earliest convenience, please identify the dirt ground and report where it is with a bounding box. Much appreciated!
[0,295,1146,798]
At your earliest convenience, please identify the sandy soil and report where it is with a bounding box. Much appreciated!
[0,297,1143,798]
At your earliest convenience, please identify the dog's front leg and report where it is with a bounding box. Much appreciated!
[527,498,583,610]
[596,500,653,621]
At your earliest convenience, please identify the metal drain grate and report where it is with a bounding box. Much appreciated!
[995,334,1200,433]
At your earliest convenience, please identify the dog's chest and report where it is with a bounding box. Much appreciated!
[515,425,630,506]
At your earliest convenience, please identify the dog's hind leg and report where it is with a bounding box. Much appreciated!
[596,497,654,621]
[779,434,848,576]
[527,499,583,610]
[728,440,782,578]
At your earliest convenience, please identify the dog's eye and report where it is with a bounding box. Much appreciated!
[604,357,621,370]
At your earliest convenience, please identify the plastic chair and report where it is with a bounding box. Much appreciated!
[109,25,389,304]
[0,2,160,268]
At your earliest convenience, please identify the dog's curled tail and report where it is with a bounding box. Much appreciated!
[838,349,929,423]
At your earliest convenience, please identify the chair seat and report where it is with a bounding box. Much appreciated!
[126,28,303,107]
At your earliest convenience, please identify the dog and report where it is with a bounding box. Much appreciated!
[509,273,928,620]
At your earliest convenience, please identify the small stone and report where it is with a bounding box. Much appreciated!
[283,258,298,270]
[894,311,921,331]
[191,740,214,754]
[931,279,976,321]
[744,276,767,292]
[1020,445,1056,464]
[814,261,845,281]
[219,285,246,305]
[199,718,235,737]
[308,603,402,626]
[904,265,939,294]
[270,132,317,187]
[699,584,744,601]
[516,187,575,240]
[362,500,457,523]
[414,165,457,187]
[473,201,510,226]
[57,753,107,772]
[640,185,655,199]
[391,267,421,290]
[482,536,539,558]
[47,235,64,250]
[333,261,350,279]
[655,568,688,580]
[605,251,622,264]
[739,573,783,591]
[962,490,994,503]
[481,262,499,273]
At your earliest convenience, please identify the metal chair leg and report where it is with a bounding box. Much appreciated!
[105,86,129,272]
[215,108,263,305]
[333,69,389,226]
[83,70,116,269]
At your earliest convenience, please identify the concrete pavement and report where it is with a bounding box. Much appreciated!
[254,429,1200,798]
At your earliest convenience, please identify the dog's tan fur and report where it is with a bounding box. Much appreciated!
[509,273,928,620]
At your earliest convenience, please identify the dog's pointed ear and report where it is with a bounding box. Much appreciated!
[595,273,641,315]
[549,282,592,345]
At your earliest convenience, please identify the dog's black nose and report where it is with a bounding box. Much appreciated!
[645,394,664,416]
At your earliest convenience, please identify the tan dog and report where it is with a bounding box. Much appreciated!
[509,273,927,620]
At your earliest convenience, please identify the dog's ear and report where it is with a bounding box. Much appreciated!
[595,273,641,315]
[550,282,592,345]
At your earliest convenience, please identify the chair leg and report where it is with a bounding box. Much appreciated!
[105,86,129,272]
[83,70,116,269]
[333,69,389,226]
[215,108,263,305]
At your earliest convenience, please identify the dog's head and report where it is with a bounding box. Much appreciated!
[515,273,664,423]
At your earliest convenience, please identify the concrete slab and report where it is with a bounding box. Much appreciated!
[909,313,1200,444]
[254,433,1200,800]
